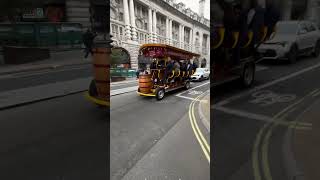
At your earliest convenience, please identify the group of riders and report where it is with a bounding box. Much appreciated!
[137,58,198,85]
[214,0,280,64]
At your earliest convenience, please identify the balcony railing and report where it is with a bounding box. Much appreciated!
[110,20,126,43]
[172,39,180,48]
[157,35,167,44]
[202,47,208,55]
[136,28,148,44]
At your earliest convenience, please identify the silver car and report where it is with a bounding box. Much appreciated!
[258,21,320,63]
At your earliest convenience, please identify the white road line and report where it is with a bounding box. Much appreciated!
[176,81,210,96]
[213,106,276,123]
[176,94,208,102]
[217,62,320,106]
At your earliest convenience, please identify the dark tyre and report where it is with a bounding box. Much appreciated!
[241,63,255,87]
[89,80,98,96]
[184,81,191,90]
[200,76,204,81]
[288,45,298,64]
[155,88,165,100]
[312,41,320,57]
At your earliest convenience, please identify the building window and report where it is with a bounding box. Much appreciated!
[135,2,148,30]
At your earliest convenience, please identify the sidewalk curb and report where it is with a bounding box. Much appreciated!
[111,79,138,86]
[198,91,210,133]
[0,61,91,76]
[0,78,92,110]
[0,90,86,111]
[282,126,305,180]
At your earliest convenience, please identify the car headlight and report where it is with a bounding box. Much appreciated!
[280,41,291,47]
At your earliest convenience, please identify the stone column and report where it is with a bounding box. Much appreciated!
[178,24,182,48]
[129,0,137,41]
[193,29,197,52]
[169,19,173,45]
[148,8,153,43]
[181,25,185,49]
[153,10,157,43]
[189,28,193,51]
[166,17,169,44]
[123,0,131,40]
[199,31,203,54]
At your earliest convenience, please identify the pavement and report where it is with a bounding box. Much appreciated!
[110,80,210,180]
[0,50,91,75]
[212,55,320,180]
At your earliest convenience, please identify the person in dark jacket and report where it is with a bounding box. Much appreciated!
[232,1,248,65]
[247,0,265,47]
[163,59,174,83]
[83,29,97,58]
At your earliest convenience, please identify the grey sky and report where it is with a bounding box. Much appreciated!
[176,0,210,20]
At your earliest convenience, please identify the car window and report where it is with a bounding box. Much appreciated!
[276,23,299,34]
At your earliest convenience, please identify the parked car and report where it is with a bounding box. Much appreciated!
[257,20,320,63]
[191,68,210,81]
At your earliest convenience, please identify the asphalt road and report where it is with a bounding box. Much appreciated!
[0,93,108,180]
[0,64,92,92]
[111,80,210,180]
[0,65,108,179]
[212,56,320,180]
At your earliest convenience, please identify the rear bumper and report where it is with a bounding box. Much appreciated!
[137,91,156,97]
[85,91,109,106]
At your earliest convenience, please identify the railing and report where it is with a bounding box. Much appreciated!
[110,68,136,78]
[202,47,208,55]
[110,20,126,42]
[172,39,180,48]
[136,28,148,44]
[195,45,201,54]
[157,35,167,44]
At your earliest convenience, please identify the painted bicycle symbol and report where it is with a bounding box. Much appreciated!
[249,90,296,106]
[188,90,203,95]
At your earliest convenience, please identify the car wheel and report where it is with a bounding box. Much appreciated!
[312,41,320,57]
[241,63,255,87]
[200,76,204,81]
[288,45,298,64]
[155,88,165,100]
[184,81,191,90]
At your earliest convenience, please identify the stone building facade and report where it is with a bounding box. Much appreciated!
[110,0,210,69]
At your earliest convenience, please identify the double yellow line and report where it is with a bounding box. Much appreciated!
[252,90,315,180]
[189,93,210,163]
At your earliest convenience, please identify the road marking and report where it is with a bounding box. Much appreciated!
[189,93,210,163]
[212,106,311,127]
[252,89,314,180]
[217,62,320,106]
[177,81,210,96]
[176,95,208,102]
[250,90,296,106]
[311,89,320,97]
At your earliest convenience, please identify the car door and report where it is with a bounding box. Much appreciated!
[204,68,209,78]
[297,22,309,51]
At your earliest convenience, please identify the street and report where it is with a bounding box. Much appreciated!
[111,80,210,180]
[212,55,320,180]
[0,64,108,180]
